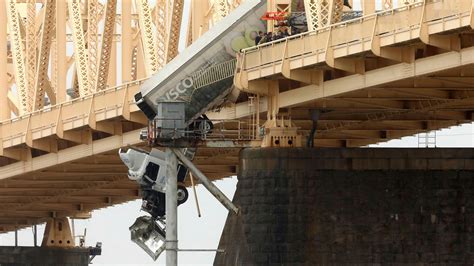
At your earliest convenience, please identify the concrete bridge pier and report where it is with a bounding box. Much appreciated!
[0,218,100,266]
[215,148,474,265]
[0,246,91,266]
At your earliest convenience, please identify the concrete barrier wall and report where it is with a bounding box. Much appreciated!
[215,148,474,265]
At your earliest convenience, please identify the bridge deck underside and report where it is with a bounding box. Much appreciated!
[0,146,240,233]
[1,0,474,233]
[290,64,474,148]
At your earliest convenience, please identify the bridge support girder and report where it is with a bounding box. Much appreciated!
[41,217,75,248]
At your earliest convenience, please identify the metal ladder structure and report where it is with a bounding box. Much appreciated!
[192,59,237,90]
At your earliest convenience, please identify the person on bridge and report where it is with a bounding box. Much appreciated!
[255,31,264,45]
[258,32,273,44]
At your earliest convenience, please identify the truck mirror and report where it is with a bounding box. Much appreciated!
[129,216,166,261]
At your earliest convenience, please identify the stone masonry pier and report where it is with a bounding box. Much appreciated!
[215,148,474,265]
[0,246,91,266]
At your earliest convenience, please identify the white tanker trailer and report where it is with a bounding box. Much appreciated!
[135,0,266,124]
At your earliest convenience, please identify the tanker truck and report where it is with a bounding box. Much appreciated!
[119,0,267,260]
[123,0,266,217]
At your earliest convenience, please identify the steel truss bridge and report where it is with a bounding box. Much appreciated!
[1,0,474,235]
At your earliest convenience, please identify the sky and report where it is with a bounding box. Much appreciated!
[1,0,474,265]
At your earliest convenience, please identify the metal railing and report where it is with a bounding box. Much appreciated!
[0,78,147,125]
[191,59,237,90]
[145,118,258,145]
[239,0,470,71]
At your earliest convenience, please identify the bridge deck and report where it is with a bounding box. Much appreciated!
[1,0,474,233]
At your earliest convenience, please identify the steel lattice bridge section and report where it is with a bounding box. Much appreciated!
[1,0,474,233]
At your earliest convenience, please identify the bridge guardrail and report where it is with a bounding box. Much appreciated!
[0,77,148,151]
[240,0,472,73]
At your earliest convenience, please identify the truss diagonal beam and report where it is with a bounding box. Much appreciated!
[95,0,117,92]
[155,0,169,69]
[26,0,37,105]
[136,0,159,76]
[167,0,184,61]
[304,0,344,31]
[6,0,29,114]
[34,0,56,110]
[0,1,9,120]
[88,0,100,92]
[68,0,90,97]
[54,0,67,103]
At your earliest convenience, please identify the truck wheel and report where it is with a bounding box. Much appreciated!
[191,115,213,135]
[177,185,189,205]
[198,120,213,135]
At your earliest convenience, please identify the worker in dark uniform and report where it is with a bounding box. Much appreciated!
[255,31,264,45]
